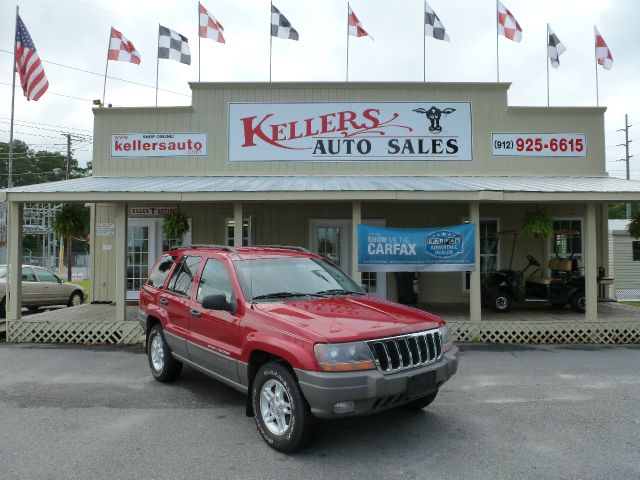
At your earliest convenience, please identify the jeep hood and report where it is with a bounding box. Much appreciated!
[255,295,444,343]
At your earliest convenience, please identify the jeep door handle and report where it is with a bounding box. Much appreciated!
[189,309,201,318]
[159,298,169,305]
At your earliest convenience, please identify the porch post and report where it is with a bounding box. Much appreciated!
[7,201,23,324]
[114,203,128,321]
[233,202,243,247]
[599,203,610,296]
[585,203,598,321]
[469,201,481,323]
[351,201,361,284]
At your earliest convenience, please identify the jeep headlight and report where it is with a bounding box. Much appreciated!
[313,341,376,372]
[440,324,454,352]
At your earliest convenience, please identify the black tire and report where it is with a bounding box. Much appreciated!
[570,292,586,313]
[251,361,316,453]
[27,306,40,312]
[489,293,512,313]
[67,291,83,307]
[399,389,439,412]
[147,324,182,382]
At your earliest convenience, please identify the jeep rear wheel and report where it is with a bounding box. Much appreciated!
[251,361,315,453]
[147,324,182,382]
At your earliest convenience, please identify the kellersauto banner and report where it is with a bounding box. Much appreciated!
[228,102,472,162]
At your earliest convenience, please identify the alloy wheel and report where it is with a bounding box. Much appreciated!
[150,334,165,372]
[259,379,292,435]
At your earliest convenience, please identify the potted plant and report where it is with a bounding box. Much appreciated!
[162,208,189,245]
[521,209,554,239]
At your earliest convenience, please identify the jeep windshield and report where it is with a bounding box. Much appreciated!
[234,257,364,303]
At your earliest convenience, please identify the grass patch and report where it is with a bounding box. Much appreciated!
[622,302,640,308]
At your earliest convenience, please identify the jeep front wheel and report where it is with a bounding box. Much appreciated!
[251,361,315,453]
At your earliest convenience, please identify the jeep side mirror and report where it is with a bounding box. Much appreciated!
[202,293,234,313]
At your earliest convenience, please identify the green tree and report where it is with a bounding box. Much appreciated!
[609,203,640,219]
[629,211,640,239]
[52,204,88,281]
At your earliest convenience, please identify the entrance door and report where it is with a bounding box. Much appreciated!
[127,219,156,300]
[309,219,387,299]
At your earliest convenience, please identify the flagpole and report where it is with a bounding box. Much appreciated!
[269,1,273,82]
[198,3,201,82]
[594,26,599,107]
[8,5,19,189]
[495,0,499,82]
[155,23,160,106]
[423,0,426,82]
[346,2,350,82]
[102,28,111,107]
[546,23,550,107]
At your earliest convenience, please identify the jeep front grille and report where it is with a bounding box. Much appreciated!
[365,329,443,373]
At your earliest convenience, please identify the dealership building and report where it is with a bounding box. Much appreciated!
[3,81,640,343]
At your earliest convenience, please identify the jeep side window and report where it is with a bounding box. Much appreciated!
[147,254,175,288]
[196,258,234,303]
[166,255,202,296]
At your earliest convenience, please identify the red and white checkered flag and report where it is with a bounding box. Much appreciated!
[108,27,141,64]
[348,5,373,40]
[594,26,612,70]
[497,1,522,43]
[199,2,225,43]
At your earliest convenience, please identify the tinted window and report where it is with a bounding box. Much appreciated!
[22,267,37,282]
[633,241,640,261]
[166,256,202,296]
[147,254,175,288]
[197,259,234,303]
[35,268,59,283]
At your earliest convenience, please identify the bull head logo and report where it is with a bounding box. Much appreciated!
[413,106,456,134]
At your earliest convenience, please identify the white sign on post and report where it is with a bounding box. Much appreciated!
[228,102,473,162]
[96,223,116,236]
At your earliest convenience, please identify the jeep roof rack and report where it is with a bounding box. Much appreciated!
[254,245,311,253]
[172,244,238,254]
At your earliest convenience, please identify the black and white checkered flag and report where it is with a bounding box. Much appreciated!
[425,1,450,42]
[547,25,566,69]
[271,4,299,41]
[158,25,191,65]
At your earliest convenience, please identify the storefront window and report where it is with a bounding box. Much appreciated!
[226,218,251,246]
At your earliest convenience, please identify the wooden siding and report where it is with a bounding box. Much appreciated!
[612,234,640,290]
[93,83,606,177]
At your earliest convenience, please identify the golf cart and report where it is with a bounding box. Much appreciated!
[482,230,586,313]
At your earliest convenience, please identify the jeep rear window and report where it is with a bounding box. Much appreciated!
[147,254,175,288]
[234,257,363,302]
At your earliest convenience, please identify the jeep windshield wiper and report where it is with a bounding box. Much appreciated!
[314,288,365,297]
[251,291,326,302]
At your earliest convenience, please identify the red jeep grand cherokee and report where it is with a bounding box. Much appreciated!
[138,245,458,452]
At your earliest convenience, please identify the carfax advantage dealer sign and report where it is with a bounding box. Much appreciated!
[228,102,472,162]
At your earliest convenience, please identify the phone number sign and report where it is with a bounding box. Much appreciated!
[492,133,587,157]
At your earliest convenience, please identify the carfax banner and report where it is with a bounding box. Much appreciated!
[358,224,476,272]
[228,102,472,162]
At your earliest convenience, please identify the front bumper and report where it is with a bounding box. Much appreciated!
[295,346,459,419]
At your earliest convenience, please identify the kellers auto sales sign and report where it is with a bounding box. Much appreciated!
[228,102,472,162]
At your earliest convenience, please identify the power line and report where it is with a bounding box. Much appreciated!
[0,129,74,140]
[0,116,92,133]
[0,81,92,102]
[0,49,191,98]
[0,120,92,136]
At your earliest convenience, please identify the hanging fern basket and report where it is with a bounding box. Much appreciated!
[162,208,189,241]
[521,210,554,239]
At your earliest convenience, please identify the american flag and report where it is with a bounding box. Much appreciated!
[348,6,373,40]
[199,2,225,43]
[108,27,141,64]
[594,26,612,70]
[497,1,522,43]
[15,14,48,101]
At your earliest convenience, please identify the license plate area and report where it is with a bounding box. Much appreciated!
[407,370,436,398]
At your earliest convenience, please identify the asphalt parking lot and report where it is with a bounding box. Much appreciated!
[0,343,638,480]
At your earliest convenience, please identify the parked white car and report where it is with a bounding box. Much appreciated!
[0,265,86,317]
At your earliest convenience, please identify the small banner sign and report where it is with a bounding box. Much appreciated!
[111,133,207,157]
[358,224,476,272]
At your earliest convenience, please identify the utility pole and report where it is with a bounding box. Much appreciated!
[617,114,633,218]
[65,133,72,180]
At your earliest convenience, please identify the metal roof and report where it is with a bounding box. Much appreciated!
[3,175,640,202]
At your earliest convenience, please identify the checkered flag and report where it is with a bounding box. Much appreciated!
[158,25,191,64]
[348,5,373,40]
[547,25,566,69]
[271,4,299,41]
[424,1,449,42]
[497,1,522,43]
[108,27,141,64]
[594,26,612,70]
